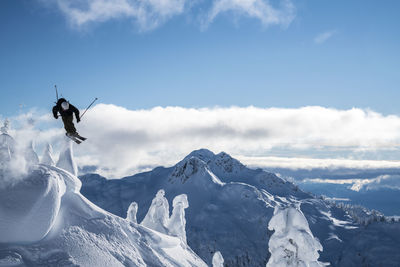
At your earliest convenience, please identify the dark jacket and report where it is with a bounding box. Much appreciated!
[52,98,80,121]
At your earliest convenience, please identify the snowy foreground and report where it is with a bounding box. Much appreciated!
[2,125,400,266]
[0,132,207,266]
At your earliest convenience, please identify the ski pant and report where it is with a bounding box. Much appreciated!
[62,115,77,134]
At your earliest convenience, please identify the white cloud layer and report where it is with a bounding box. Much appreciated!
[43,0,295,30]
[314,30,337,44]
[238,156,400,170]
[304,175,400,192]
[4,105,400,177]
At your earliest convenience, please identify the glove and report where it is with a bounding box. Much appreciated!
[54,115,58,119]
[77,118,81,123]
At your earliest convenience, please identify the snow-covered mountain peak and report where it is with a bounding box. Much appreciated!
[170,156,209,183]
[183,148,216,163]
[181,149,246,177]
[213,151,246,174]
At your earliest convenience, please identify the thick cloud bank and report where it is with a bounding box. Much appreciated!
[78,104,400,176]
[5,105,400,177]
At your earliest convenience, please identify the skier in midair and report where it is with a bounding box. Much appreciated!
[52,98,86,143]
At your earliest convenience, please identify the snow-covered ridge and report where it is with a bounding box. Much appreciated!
[0,131,207,266]
[0,165,66,244]
[79,148,400,267]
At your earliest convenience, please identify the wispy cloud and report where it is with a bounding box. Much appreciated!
[51,0,187,31]
[203,0,296,29]
[5,105,400,177]
[41,0,296,31]
[314,30,337,44]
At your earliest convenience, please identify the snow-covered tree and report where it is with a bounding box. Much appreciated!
[57,139,78,176]
[0,143,11,165]
[0,120,16,158]
[25,141,39,165]
[335,202,384,226]
[41,143,55,166]
[212,251,224,267]
[0,123,17,176]
[0,119,9,134]
[267,205,325,267]
[141,189,170,234]
[167,194,189,244]
[126,202,138,223]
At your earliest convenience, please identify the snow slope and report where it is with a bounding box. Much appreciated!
[0,136,207,267]
[80,149,400,267]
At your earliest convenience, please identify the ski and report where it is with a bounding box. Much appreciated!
[70,132,87,141]
[66,133,82,144]
[74,134,87,141]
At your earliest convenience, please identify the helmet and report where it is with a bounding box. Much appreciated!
[61,101,70,110]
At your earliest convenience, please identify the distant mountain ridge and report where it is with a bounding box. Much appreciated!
[79,149,400,266]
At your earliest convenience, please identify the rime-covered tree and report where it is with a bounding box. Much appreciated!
[141,189,169,234]
[126,202,138,223]
[267,205,325,267]
[212,251,224,267]
[167,194,189,244]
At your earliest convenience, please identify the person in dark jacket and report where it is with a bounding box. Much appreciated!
[52,98,80,135]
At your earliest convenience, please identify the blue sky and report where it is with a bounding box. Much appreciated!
[1,0,399,117]
[2,0,400,177]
